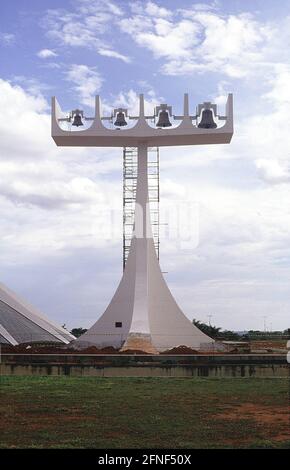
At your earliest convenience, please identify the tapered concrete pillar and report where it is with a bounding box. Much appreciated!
[120,143,157,353]
[74,144,213,352]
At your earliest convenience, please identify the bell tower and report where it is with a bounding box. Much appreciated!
[51,93,233,352]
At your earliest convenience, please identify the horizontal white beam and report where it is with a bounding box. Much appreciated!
[51,94,234,148]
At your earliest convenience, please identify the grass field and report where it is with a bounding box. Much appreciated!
[0,376,289,449]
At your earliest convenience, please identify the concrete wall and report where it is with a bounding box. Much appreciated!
[1,362,288,378]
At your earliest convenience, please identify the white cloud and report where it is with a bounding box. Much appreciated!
[0,32,15,45]
[158,171,290,329]
[79,0,124,17]
[145,1,173,19]
[65,64,103,107]
[41,62,61,70]
[43,0,130,63]
[0,77,122,266]
[106,88,161,114]
[41,1,290,85]
[120,5,277,78]
[129,1,172,18]
[37,49,58,59]
[181,2,219,12]
[263,64,290,106]
[255,159,290,184]
[121,17,201,61]
[40,1,290,86]
[188,12,270,77]
[98,48,131,63]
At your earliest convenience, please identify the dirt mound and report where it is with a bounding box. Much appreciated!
[1,343,202,356]
[160,345,199,355]
[120,349,149,355]
[1,343,122,355]
[79,346,118,354]
[1,344,74,354]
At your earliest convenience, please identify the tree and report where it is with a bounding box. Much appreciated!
[192,319,221,338]
[193,319,242,340]
[218,330,241,341]
[70,327,87,338]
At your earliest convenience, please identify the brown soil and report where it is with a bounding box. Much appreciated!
[0,344,235,355]
[1,344,74,354]
[160,345,199,355]
[215,402,290,442]
[79,346,118,354]
[120,349,149,355]
[2,344,157,355]
[250,340,287,351]
[2,342,285,356]
[1,344,120,355]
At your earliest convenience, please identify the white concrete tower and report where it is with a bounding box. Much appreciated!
[52,93,233,352]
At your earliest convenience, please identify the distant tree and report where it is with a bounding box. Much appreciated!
[244,329,286,340]
[192,319,221,339]
[193,322,289,341]
[193,319,244,341]
[70,327,87,338]
[218,330,241,341]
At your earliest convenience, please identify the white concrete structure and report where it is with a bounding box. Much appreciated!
[0,282,74,345]
[52,93,233,352]
[52,94,233,148]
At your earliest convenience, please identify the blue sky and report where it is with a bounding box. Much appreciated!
[0,0,290,332]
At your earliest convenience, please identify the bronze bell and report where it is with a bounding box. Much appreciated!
[114,111,127,127]
[72,113,83,127]
[198,109,217,129]
[156,110,172,127]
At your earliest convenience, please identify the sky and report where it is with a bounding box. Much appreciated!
[0,0,290,332]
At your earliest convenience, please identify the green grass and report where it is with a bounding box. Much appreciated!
[0,377,289,449]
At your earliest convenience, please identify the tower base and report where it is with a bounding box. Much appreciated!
[121,333,158,354]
